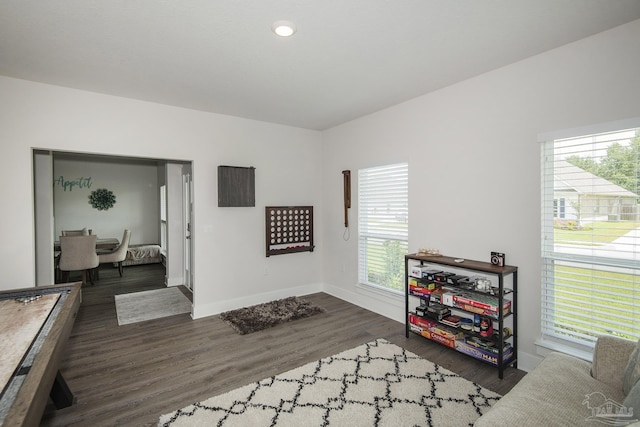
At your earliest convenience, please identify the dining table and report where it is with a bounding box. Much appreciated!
[53,237,120,284]
[53,237,119,252]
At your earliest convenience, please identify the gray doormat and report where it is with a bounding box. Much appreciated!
[115,287,191,325]
[219,296,325,335]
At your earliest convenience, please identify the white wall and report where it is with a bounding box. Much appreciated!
[0,76,324,319]
[34,151,55,285]
[321,19,640,371]
[53,157,160,245]
[2,17,639,371]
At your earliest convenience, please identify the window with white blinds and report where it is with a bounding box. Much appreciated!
[541,126,640,349]
[358,163,408,293]
[160,184,167,251]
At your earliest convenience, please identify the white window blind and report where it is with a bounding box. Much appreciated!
[358,163,408,292]
[541,127,640,348]
[160,184,167,251]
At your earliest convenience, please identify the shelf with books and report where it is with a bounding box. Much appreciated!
[404,253,518,379]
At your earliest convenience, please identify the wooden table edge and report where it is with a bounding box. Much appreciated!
[3,282,82,427]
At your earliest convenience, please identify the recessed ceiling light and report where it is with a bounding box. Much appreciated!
[272,20,296,37]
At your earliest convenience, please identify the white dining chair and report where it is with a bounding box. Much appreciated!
[58,235,99,285]
[98,229,131,277]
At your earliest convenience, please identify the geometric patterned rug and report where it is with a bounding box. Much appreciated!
[159,339,501,426]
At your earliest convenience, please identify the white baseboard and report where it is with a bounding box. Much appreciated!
[322,282,405,324]
[165,275,183,287]
[516,350,542,373]
[192,282,323,319]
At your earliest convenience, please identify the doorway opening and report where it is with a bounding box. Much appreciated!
[33,150,194,302]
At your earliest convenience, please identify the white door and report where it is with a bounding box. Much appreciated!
[183,171,193,291]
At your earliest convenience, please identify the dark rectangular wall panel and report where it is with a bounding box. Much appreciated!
[218,166,255,207]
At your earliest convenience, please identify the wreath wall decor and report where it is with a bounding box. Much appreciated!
[89,188,116,211]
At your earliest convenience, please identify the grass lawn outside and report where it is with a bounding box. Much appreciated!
[550,220,640,342]
[552,263,639,341]
[555,221,640,245]
[364,236,408,292]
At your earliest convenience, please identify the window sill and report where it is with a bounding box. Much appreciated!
[535,337,594,362]
[356,282,404,302]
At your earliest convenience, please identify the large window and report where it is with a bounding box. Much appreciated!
[541,125,640,349]
[358,163,408,292]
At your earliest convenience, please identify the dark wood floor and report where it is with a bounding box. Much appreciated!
[40,264,526,426]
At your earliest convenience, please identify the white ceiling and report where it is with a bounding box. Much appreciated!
[2,1,640,130]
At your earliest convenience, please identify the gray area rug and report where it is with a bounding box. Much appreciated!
[115,287,191,326]
[159,338,501,426]
[219,296,325,335]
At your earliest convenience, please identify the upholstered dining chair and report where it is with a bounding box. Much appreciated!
[58,235,99,285]
[61,228,92,236]
[98,229,131,277]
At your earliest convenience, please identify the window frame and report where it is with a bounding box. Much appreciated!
[357,162,409,294]
[540,119,640,350]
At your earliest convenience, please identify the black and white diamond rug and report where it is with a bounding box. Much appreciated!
[159,339,500,427]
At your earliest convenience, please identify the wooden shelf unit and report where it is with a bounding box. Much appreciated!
[404,253,518,379]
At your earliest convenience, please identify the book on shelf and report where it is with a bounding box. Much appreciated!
[440,315,461,327]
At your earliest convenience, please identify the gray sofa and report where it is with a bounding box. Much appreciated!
[476,335,640,426]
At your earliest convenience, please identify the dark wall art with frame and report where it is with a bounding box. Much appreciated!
[265,206,314,256]
[218,165,255,207]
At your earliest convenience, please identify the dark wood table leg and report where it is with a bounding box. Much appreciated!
[50,370,75,409]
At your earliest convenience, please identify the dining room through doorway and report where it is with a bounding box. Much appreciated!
[33,150,193,296]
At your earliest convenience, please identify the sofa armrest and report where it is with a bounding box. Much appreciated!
[591,335,636,389]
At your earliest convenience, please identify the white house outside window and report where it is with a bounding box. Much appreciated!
[541,124,640,350]
[358,163,408,293]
